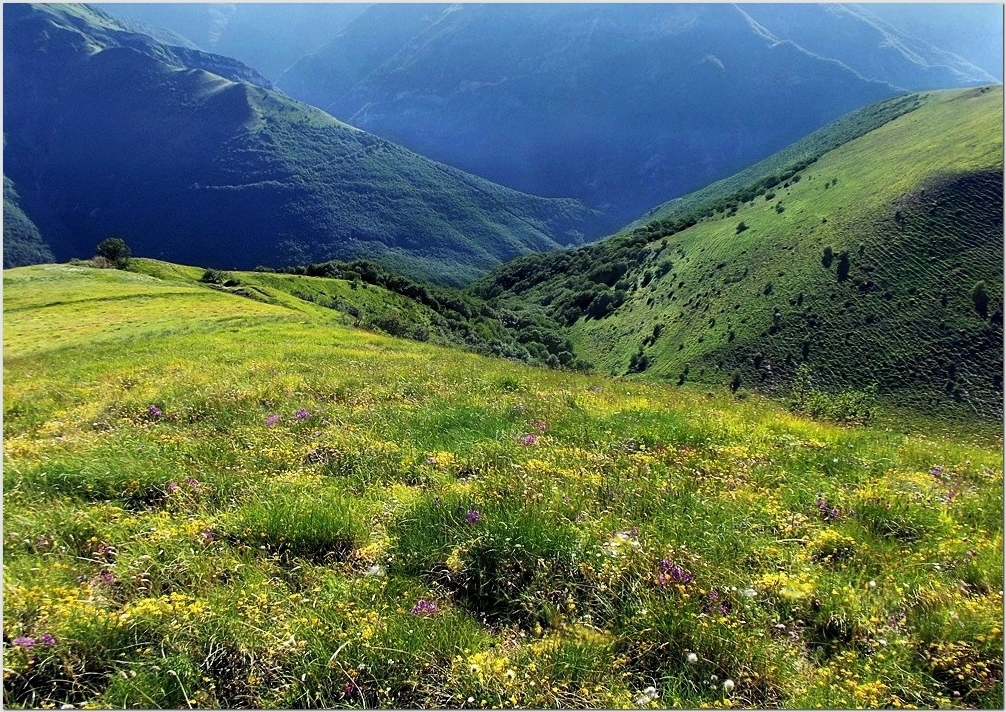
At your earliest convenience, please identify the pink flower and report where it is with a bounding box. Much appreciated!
[520,433,538,446]
[296,408,311,420]
[265,414,281,426]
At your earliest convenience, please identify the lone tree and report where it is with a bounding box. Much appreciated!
[96,237,131,268]
[972,280,989,319]
[821,245,834,268]
[835,250,850,282]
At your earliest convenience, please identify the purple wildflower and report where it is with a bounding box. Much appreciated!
[296,408,311,420]
[147,405,162,419]
[465,509,481,525]
[39,634,56,646]
[520,433,538,446]
[185,476,200,488]
[200,530,215,543]
[12,637,35,649]
[166,482,179,493]
[342,682,359,694]
[657,559,693,586]
[531,419,547,431]
[815,494,841,521]
[411,599,438,616]
[929,465,945,478]
[265,414,281,426]
[97,571,115,585]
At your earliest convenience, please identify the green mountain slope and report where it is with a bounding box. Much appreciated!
[2,3,595,285]
[474,87,1004,420]
[3,176,54,269]
[3,261,1002,709]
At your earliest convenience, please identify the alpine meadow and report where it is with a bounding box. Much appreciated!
[3,3,1003,710]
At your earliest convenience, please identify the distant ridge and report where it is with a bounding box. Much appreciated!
[2,3,596,285]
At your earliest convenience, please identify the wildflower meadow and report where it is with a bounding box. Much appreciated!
[3,264,1003,708]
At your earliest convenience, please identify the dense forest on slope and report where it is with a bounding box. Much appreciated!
[2,3,594,284]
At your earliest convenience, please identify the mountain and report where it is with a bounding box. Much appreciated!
[2,3,595,285]
[473,87,1004,420]
[3,175,53,269]
[93,3,368,81]
[276,3,997,232]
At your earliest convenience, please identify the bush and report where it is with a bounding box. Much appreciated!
[835,251,850,282]
[821,245,834,268]
[972,281,989,319]
[95,237,130,268]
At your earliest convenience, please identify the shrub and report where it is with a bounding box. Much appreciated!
[95,237,130,268]
[835,251,850,282]
[200,269,229,285]
[972,281,989,319]
[821,246,834,268]
[735,222,749,234]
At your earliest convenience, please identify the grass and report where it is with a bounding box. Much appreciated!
[476,86,1003,422]
[3,262,1002,708]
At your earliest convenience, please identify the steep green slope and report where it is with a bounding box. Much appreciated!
[3,176,54,269]
[2,3,594,284]
[3,263,1002,709]
[475,87,1003,420]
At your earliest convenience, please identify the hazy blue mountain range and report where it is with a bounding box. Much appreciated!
[272,3,997,231]
[94,3,368,81]
[2,3,596,284]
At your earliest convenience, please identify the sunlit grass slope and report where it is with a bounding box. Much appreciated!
[3,264,1002,708]
[477,87,1003,420]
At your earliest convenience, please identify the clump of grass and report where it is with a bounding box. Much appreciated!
[223,485,369,563]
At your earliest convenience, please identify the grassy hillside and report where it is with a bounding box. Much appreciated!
[475,87,1003,420]
[3,3,595,284]
[125,258,585,371]
[3,262,1002,709]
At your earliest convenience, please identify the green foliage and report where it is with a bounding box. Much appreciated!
[790,365,876,424]
[835,250,851,282]
[200,269,237,286]
[95,237,131,269]
[822,245,834,268]
[972,280,989,318]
